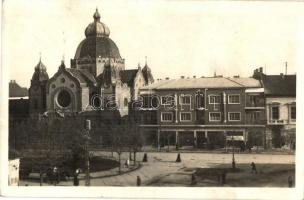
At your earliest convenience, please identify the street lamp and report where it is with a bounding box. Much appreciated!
[232,135,236,170]
[84,119,91,186]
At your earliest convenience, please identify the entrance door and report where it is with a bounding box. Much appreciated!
[197,131,206,148]
[179,131,194,147]
[272,127,282,148]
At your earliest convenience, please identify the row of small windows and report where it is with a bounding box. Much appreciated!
[159,94,241,105]
[160,112,241,122]
[209,112,241,122]
[161,112,192,122]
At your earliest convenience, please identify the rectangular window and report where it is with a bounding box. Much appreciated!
[271,106,279,120]
[180,95,191,105]
[228,94,240,104]
[249,95,257,106]
[161,112,173,122]
[291,106,296,120]
[249,111,260,122]
[180,112,191,121]
[161,96,175,105]
[209,95,221,104]
[209,112,221,121]
[228,112,241,121]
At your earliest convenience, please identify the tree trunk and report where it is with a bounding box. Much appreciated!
[118,153,121,173]
[133,151,136,165]
[129,147,132,161]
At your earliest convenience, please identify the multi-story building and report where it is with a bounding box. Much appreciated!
[139,76,266,149]
[253,68,296,149]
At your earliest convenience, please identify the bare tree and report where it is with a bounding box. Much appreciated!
[126,120,143,165]
[110,124,127,173]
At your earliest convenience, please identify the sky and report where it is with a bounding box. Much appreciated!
[3,0,304,88]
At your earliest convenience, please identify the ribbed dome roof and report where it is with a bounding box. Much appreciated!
[32,60,49,82]
[74,9,121,59]
[74,37,121,59]
[84,9,110,38]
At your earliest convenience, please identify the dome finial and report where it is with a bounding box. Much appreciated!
[145,56,148,66]
[39,52,42,62]
[93,7,101,22]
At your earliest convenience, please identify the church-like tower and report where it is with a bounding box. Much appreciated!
[29,58,49,115]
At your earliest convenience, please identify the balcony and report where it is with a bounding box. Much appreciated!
[245,102,265,109]
[268,119,287,125]
[245,119,266,125]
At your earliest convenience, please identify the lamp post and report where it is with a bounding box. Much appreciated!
[232,135,236,170]
[84,119,91,186]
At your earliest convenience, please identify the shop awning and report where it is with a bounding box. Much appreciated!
[226,136,244,141]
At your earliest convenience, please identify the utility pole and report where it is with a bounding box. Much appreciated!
[84,119,91,186]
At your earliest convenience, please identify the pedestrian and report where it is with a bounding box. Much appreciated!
[136,176,141,186]
[288,176,293,188]
[142,153,148,162]
[73,169,79,186]
[176,153,181,162]
[251,162,257,174]
[191,173,197,185]
[221,172,226,185]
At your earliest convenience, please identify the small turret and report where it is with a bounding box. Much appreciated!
[142,57,154,84]
[29,56,49,116]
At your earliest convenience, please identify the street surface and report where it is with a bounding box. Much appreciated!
[19,152,295,186]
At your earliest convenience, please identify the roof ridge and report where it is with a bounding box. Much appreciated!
[225,77,245,87]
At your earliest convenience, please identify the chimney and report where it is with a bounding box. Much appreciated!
[181,76,185,79]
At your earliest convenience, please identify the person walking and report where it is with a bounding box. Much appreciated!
[251,162,257,174]
[73,169,79,186]
[288,176,293,187]
[136,176,141,186]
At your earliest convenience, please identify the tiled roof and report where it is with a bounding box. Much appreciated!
[120,69,138,87]
[79,69,97,85]
[66,68,87,84]
[141,77,261,90]
[261,74,296,96]
[9,81,28,97]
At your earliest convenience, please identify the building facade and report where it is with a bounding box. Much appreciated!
[139,76,266,150]
[253,68,296,149]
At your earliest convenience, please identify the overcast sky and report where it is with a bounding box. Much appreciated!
[4,0,303,88]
